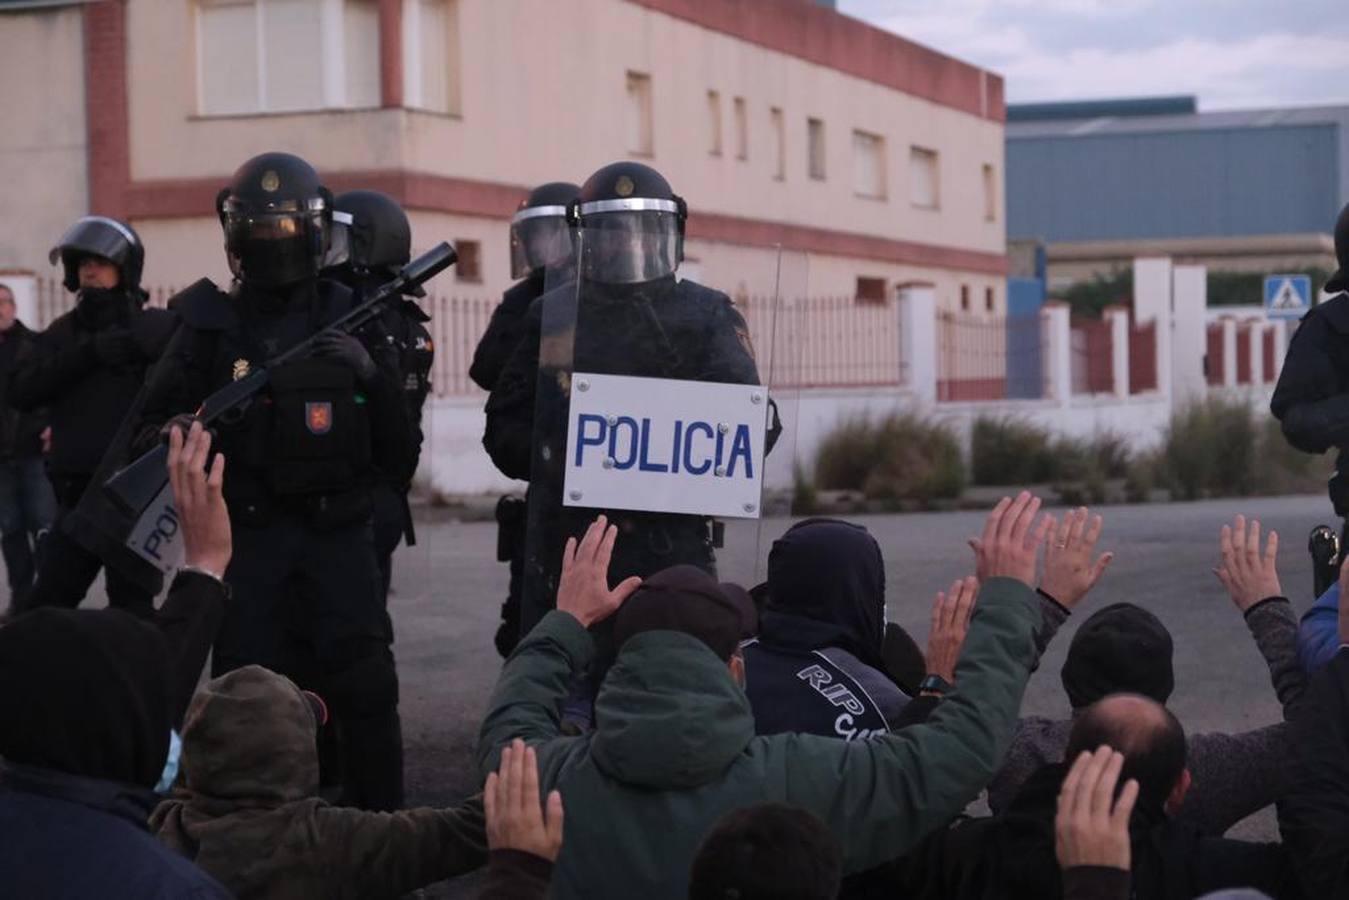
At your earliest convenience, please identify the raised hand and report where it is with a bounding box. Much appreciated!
[1212,514,1281,614]
[968,492,1053,587]
[926,576,978,684]
[1040,507,1113,610]
[485,738,564,862]
[556,516,643,628]
[168,421,230,578]
[1056,745,1138,872]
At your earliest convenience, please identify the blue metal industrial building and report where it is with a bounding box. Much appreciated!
[1006,97,1349,283]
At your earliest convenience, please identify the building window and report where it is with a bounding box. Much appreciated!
[455,240,481,282]
[960,284,970,311]
[852,129,886,199]
[733,96,748,160]
[909,146,940,209]
[627,71,653,156]
[807,117,826,180]
[856,276,887,304]
[770,106,785,180]
[982,163,997,222]
[403,0,461,113]
[707,90,723,156]
[196,0,380,115]
[985,286,995,312]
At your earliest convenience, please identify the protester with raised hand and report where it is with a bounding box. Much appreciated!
[1055,746,1138,900]
[989,513,1307,836]
[477,492,1051,899]
[480,738,564,900]
[0,421,233,898]
[1278,557,1349,897]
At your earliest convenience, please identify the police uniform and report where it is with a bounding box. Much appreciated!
[10,216,176,616]
[1272,202,1349,591]
[483,162,761,646]
[323,190,435,598]
[472,181,578,657]
[136,153,412,811]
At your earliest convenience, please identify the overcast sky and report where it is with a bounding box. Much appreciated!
[839,0,1349,111]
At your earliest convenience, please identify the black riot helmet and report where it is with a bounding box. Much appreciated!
[327,189,427,297]
[570,162,687,284]
[510,181,579,279]
[48,215,145,294]
[1326,201,1349,294]
[216,151,331,288]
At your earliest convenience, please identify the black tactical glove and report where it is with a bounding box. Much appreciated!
[92,329,142,367]
[312,332,377,383]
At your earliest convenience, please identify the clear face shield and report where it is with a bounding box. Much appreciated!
[222,196,328,287]
[322,210,354,269]
[576,199,682,285]
[510,206,573,280]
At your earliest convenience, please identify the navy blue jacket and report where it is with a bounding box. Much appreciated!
[0,763,231,899]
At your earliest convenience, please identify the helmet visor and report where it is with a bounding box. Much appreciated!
[578,209,680,285]
[49,216,137,269]
[323,213,353,269]
[510,209,573,279]
[224,209,327,287]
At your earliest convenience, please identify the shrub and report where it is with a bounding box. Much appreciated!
[790,460,820,516]
[971,417,1056,485]
[1154,396,1329,499]
[814,412,965,504]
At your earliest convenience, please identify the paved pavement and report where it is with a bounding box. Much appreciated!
[386,492,1331,895]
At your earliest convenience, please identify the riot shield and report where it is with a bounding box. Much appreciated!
[517,229,791,636]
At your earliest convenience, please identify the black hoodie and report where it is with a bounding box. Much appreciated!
[743,518,909,741]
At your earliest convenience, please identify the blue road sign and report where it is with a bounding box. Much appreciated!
[1265,274,1312,319]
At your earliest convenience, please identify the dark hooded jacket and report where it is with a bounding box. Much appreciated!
[477,574,1043,900]
[743,519,909,740]
[0,598,231,899]
[884,760,1301,900]
[152,664,486,899]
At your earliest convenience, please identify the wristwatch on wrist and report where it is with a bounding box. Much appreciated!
[918,674,952,697]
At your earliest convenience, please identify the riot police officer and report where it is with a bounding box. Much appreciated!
[136,152,413,810]
[10,216,176,616]
[472,181,577,656]
[483,161,761,645]
[1273,202,1349,592]
[323,190,435,598]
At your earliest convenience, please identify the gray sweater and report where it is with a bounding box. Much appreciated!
[988,598,1305,836]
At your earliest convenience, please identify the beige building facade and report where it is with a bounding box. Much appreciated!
[2,0,1006,319]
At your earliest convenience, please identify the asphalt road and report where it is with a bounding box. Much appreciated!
[386,492,1330,896]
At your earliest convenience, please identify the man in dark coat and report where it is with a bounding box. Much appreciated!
[0,282,56,610]
[0,422,232,898]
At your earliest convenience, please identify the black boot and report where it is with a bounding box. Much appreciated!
[338,708,405,811]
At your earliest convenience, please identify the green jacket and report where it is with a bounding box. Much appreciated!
[477,577,1041,900]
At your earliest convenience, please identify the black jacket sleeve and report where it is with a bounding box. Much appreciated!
[482,299,542,481]
[132,324,215,456]
[471,276,541,392]
[477,849,553,900]
[154,570,228,726]
[1271,301,1349,453]
[1280,648,1349,898]
[7,317,96,411]
[361,326,416,488]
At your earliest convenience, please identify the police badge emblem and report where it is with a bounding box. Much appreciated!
[306,402,333,435]
[232,358,250,381]
[615,176,635,197]
[260,170,281,192]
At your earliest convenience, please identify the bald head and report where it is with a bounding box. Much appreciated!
[1067,693,1186,809]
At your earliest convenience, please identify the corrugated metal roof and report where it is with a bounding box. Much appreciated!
[1009,103,1349,139]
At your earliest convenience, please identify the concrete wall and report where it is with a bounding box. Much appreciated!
[0,6,88,273]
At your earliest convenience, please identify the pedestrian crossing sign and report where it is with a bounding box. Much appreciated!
[1264,274,1312,319]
